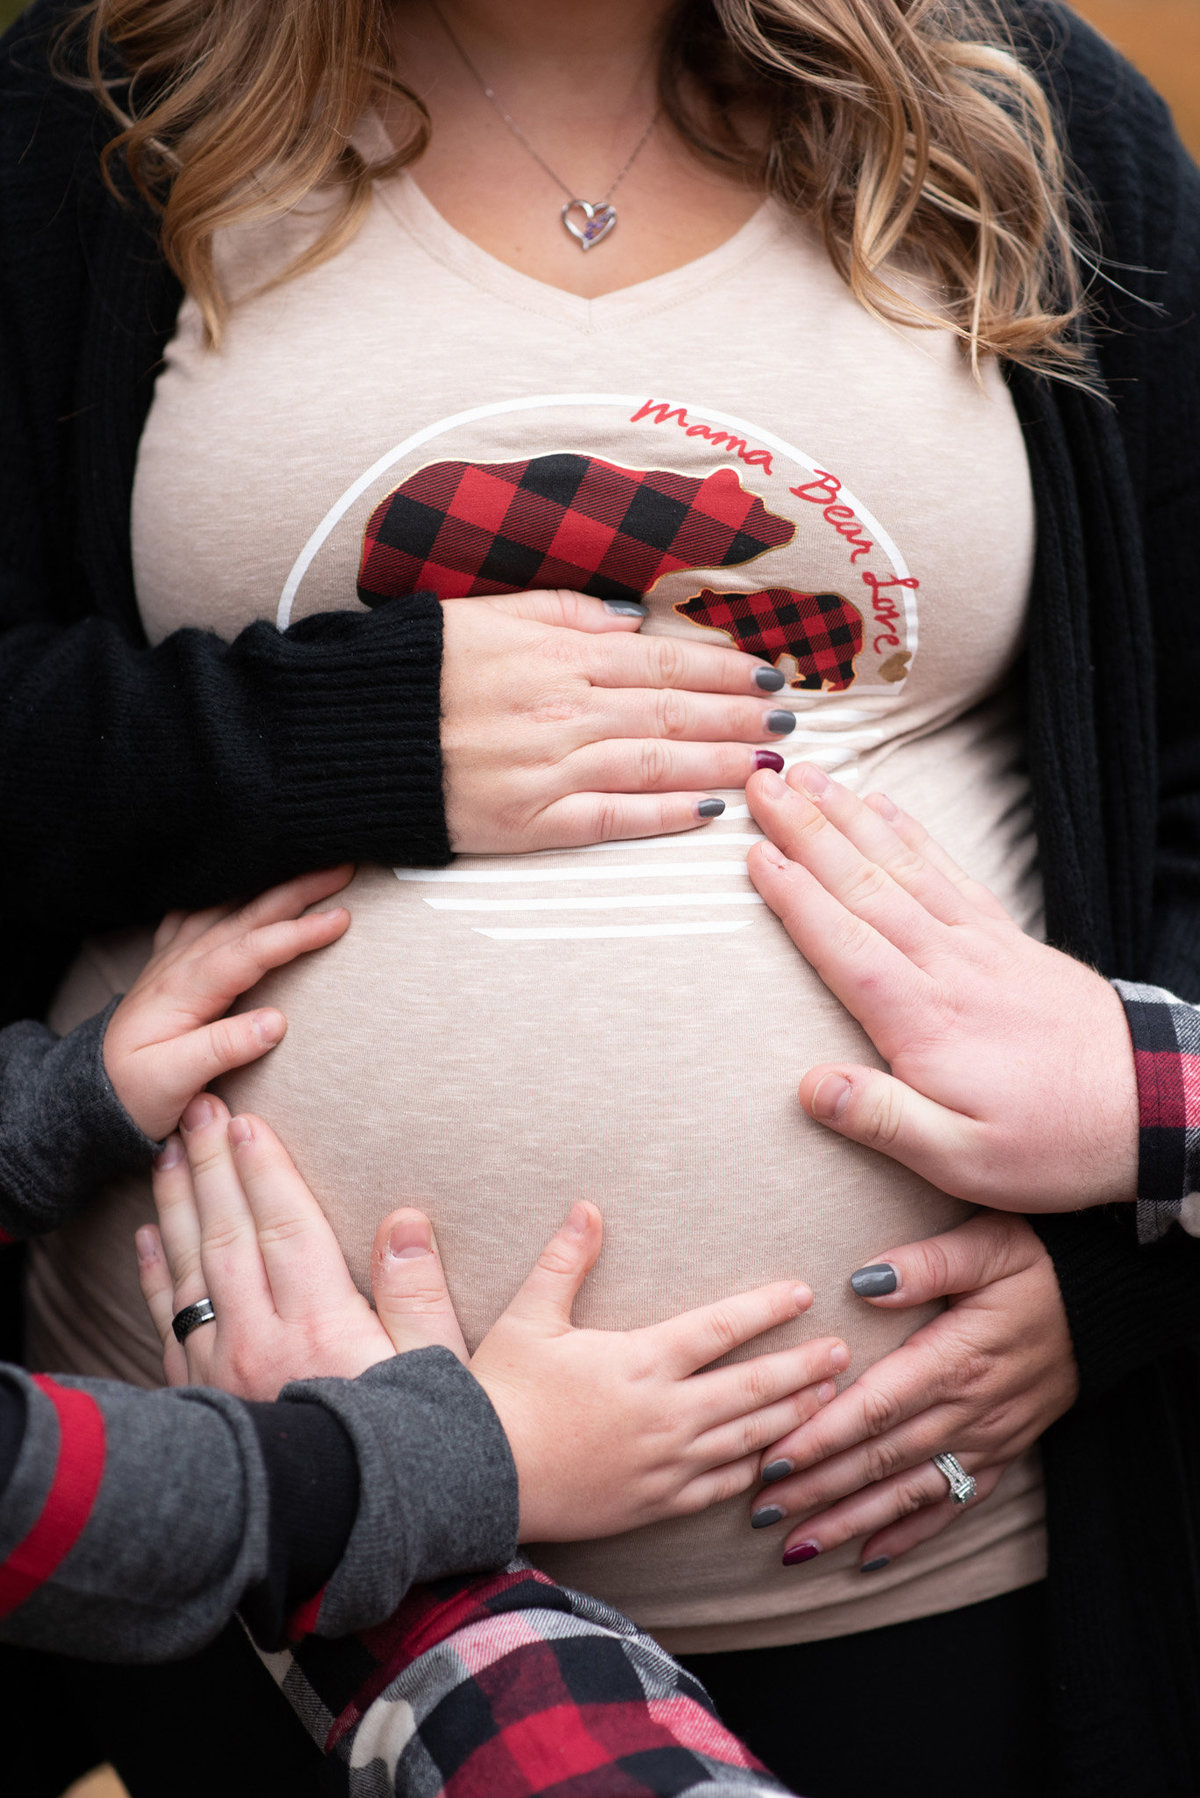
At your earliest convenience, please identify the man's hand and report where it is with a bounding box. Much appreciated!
[744,764,1139,1212]
[137,1095,454,1393]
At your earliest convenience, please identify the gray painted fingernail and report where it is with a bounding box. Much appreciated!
[697,798,726,819]
[861,1556,891,1574]
[761,1459,792,1485]
[766,710,796,735]
[751,1505,785,1530]
[850,1264,898,1298]
[602,599,648,617]
[753,667,786,691]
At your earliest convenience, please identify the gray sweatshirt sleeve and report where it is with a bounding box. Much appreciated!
[280,1350,520,1638]
[0,1348,518,1662]
[0,1003,160,1239]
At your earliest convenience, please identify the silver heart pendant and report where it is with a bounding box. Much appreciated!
[561,199,618,251]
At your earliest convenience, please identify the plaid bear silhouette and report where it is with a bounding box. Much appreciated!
[674,588,865,691]
[357,454,795,605]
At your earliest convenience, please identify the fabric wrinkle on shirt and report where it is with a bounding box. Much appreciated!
[28,130,1046,1653]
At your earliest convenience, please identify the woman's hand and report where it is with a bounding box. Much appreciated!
[105,867,353,1141]
[442,589,794,852]
[138,1096,850,1543]
[747,1211,1078,1569]
[744,763,1139,1212]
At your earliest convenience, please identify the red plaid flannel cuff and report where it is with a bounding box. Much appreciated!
[1112,980,1200,1243]
[260,1559,794,1797]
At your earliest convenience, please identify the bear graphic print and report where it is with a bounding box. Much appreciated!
[276,393,921,702]
[356,451,871,692]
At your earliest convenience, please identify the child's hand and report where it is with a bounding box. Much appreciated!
[469,1207,849,1544]
[139,1103,847,1547]
[105,867,353,1141]
[137,1095,469,1395]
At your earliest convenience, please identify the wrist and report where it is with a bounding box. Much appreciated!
[1088,977,1140,1205]
[101,1001,168,1143]
[471,1372,548,1541]
[279,1349,518,1635]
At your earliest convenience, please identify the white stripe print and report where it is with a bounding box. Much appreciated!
[394,860,749,885]
[424,891,765,912]
[474,921,754,941]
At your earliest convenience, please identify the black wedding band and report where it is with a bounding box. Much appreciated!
[172,1298,217,1344]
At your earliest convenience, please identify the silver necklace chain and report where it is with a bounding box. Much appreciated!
[426,0,659,248]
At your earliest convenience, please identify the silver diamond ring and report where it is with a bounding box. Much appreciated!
[172,1297,216,1344]
[932,1452,978,1507]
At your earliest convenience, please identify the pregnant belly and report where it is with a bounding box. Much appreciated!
[218,863,963,1342]
[28,841,1045,1645]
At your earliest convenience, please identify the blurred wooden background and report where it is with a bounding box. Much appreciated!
[1075,0,1200,149]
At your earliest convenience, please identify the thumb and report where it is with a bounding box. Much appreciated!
[370,1210,469,1363]
[847,1211,1032,1309]
[799,1063,973,1191]
[495,1202,603,1333]
[485,588,648,633]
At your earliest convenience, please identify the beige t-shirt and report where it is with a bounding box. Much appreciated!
[29,150,1047,1652]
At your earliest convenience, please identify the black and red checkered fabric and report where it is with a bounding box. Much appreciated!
[674,589,864,691]
[276,1559,794,1797]
[1112,980,1200,1243]
[357,455,795,605]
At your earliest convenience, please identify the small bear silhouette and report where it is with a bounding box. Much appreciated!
[357,454,795,605]
[674,589,865,691]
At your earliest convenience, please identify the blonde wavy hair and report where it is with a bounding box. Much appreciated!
[67,0,1093,380]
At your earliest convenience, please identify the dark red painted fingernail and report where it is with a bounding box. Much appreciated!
[783,1540,821,1566]
[754,750,785,773]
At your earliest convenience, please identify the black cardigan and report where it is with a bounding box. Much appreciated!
[2,0,1200,1788]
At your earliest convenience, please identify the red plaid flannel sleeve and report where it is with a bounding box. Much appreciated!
[1112,981,1200,1243]
[261,1559,796,1797]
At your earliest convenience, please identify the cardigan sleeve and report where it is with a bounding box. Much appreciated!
[0,0,451,943]
[0,605,451,933]
[1016,5,1200,1398]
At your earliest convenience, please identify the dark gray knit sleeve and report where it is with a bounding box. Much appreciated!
[0,1002,160,1240]
[0,1368,270,1661]
[280,1348,520,1638]
[0,1350,517,1662]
